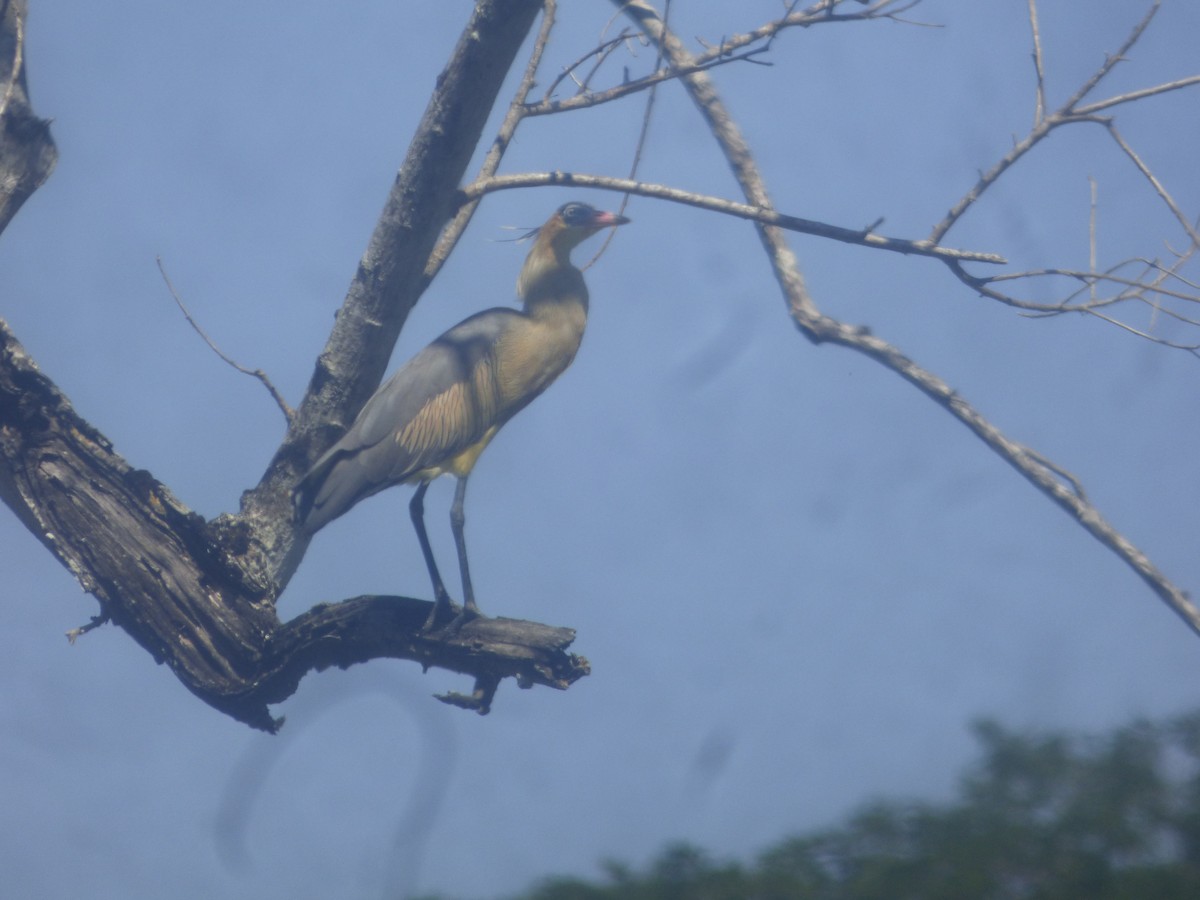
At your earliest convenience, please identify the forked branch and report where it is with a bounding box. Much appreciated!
[613,0,1200,637]
[525,0,919,118]
[937,0,1200,354]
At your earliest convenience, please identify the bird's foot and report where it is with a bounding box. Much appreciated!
[441,604,481,636]
[422,594,482,634]
[422,590,455,631]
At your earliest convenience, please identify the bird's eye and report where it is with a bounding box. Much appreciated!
[560,203,593,225]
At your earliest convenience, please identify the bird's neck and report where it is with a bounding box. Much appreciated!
[517,237,590,316]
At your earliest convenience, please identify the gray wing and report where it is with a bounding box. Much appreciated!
[295,308,520,532]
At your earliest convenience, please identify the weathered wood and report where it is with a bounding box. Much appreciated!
[261,596,589,716]
[0,0,57,234]
[0,0,590,731]
[0,316,587,730]
[0,319,277,724]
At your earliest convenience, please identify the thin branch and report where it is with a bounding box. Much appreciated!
[614,0,1200,639]
[1059,1,1160,113]
[1027,0,1047,127]
[583,0,672,270]
[1104,121,1200,248]
[461,172,1006,264]
[421,1,558,289]
[930,2,1167,244]
[1074,73,1200,116]
[930,2,1200,355]
[65,612,110,644]
[701,0,925,59]
[156,257,294,424]
[541,30,635,102]
[1089,176,1099,306]
[525,0,921,119]
[950,257,1200,359]
[1083,308,1200,355]
[930,116,1065,246]
[524,40,772,117]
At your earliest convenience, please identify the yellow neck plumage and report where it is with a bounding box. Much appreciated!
[516,216,600,309]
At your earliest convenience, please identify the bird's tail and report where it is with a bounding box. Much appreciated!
[293,447,376,534]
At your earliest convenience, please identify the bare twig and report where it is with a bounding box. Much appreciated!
[525,0,921,118]
[66,612,110,644]
[613,0,1200,638]
[1073,73,1200,116]
[930,1,1200,354]
[583,0,672,270]
[1104,121,1200,248]
[1083,309,1200,354]
[542,30,634,101]
[461,172,1005,264]
[930,3,1172,244]
[156,257,294,424]
[705,0,926,59]
[1089,176,1099,306]
[1027,0,1047,126]
[952,257,1200,359]
[1060,2,1160,113]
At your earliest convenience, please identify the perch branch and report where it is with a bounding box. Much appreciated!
[0,0,592,731]
[0,317,589,727]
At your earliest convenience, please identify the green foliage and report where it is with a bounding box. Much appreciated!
[511,710,1200,900]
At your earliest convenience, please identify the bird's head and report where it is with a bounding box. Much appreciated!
[517,201,630,301]
[538,201,630,257]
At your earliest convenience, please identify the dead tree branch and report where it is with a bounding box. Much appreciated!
[0,0,56,234]
[936,0,1200,354]
[613,0,1200,638]
[460,172,1005,264]
[932,3,1171,244]
[524,0,919,118]
[0,0,593,729]
[156,257,295,425]
[0,315,588,730]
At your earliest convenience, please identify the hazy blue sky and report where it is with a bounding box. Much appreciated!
[3,2,1199,897]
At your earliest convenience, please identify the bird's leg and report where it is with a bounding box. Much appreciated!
[410,481,455,629]
[447,474,481,629]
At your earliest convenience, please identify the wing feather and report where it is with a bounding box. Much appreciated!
[295,309,518,530]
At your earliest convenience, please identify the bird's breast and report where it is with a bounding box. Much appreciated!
[493,301,587,408]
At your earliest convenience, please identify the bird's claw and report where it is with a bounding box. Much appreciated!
[422,596,481,635]
[442,605,480,636]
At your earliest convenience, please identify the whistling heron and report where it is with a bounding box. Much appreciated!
[294,202,629,628]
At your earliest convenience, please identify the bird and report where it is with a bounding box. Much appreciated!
[294,201,630,630]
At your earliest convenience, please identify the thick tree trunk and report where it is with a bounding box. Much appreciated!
[0,0,589,731]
